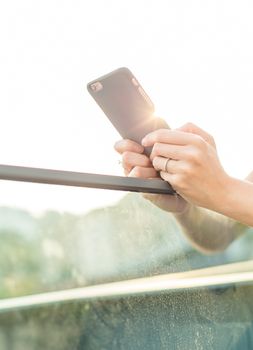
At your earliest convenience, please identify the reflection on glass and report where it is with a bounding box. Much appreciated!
[0,180,253,300]
[0,181,253,349]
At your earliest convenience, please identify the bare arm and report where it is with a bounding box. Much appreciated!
[174,203,248,254]
[173,171,253,253]
[213,174,253,227]
[115,124,252,253]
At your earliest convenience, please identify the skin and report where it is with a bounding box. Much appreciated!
[114,122,253,251]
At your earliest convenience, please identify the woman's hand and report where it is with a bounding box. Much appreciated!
[114,139,157,178]
[142,123,230,211]
[114,139,189,213]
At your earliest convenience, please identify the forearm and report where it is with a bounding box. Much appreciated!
[173,174,253,253]
[213,176,253,227]
[174,204,248,254]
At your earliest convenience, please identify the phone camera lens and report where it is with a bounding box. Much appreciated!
[90,82,103,92]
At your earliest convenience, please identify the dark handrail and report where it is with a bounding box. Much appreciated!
[0,164,175,194]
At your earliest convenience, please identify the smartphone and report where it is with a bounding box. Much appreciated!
[87,67,168,156]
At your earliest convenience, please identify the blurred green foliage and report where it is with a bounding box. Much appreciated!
[0,193,253,299]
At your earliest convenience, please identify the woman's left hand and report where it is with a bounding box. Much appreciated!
[142,123,231,211]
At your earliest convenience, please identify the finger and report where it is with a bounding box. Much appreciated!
[177,122,216,148]
[177,122,208,138]
[114,139,144,155]
[142,129,203,148]
[150,143,189,161]
[128,166,158,179]
[123,168,130,176]
[159,171,188,197]
[152,156,181,174]
[159,171,178,189]
[121,151,152,174]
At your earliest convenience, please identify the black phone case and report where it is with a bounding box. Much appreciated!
[87,67,168,155]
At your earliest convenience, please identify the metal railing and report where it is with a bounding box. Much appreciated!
[0,164,174,194]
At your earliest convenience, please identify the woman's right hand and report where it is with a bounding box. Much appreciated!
[114,139,189,214]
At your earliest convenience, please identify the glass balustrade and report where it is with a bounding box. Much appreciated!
[0,167,253,349]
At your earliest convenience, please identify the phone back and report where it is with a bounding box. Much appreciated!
[87,67,168,154]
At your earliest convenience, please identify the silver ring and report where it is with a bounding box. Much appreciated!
[164,158,170,172]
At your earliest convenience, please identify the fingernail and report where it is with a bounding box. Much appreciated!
[141,138,147,146]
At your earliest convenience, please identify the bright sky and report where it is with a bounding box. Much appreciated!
[1,0,253,213]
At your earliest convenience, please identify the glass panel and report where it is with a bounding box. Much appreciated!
[0,180,253,349]
[0,287,253,349]
[0,179,252,300]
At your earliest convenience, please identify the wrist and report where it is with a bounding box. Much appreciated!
[212,175,239,217]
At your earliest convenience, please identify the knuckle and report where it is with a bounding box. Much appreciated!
[186,122,195,130]
[194,134,204,145]
[182,163,193,176]
[189,149,202,163]
[181,122,196,132]
[191,139,207,157]
[208,135,216,147]
[195,135,206,149]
